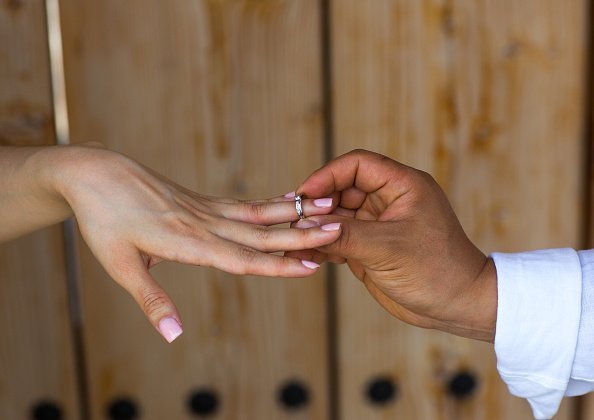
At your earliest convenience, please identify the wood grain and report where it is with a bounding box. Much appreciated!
[0,0,79,418]
[60,1,328,418]
[330,0,586,418]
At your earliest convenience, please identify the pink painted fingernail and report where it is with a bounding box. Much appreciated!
[284,191,296,199]
[301,260,320,270]
[159,317,183,343]
[321,223,341,231]
[314,197,333,208]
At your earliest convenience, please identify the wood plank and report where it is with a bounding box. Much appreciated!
[0,0,80,418]
[59,1,328,418]
[582,3,594,414]
[330,0,586,418]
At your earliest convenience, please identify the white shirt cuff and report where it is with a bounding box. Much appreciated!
[491,248,582,419]
[566,249,594,396]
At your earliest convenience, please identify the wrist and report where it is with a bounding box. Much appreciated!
[437,257,497,342]
[24,145,74,219]
[0,145,76,241]
[39,143,114,208]
[467,257,498,342]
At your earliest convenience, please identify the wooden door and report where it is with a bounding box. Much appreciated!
[1,1,588,418]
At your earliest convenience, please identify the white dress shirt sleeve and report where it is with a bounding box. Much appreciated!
[491,248,582,419]
[566,249,594,396]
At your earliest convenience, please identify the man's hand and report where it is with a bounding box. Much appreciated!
[287,149,497,342]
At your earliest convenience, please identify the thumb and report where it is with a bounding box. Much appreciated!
[297,215,376,262]
[108,248,183,343]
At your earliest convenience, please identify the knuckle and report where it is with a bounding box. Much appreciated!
[350,148,371,157]
[348,148,382,161]
[81,140,107,149]
[270,256,292,275]
[413,169,439,190]
[141,290,170,318]
[237,246,259,266]
[165,212,194,234]
[297,226,314,242]
[377,153,396,165]
[416,169,435,182]
[253,225,272,242]
[249,202,266,219]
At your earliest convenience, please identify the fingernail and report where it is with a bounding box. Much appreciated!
[301,260,320,270]
[159,317,183,343]
[295,219,320,229]
[284,191,296,199]
[321,223,341,231]
[314,197,333,208]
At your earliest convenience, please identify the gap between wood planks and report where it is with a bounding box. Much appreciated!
[45,1,90,418]
[578,0,594,419]
[320,0,339,419]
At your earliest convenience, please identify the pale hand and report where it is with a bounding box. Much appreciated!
[5,144,342,343]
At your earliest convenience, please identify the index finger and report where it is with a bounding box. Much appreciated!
[296,149,413,198]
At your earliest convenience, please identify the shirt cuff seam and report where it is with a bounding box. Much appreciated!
[569,376,594,383]
[498,370,567,390]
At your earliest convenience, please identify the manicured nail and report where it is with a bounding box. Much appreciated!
[159,317,183,343]
[295,219,320,229]
[313,197,333,208]
[284,191,296,199]
[301,260,320,270]
[321,223,341,231]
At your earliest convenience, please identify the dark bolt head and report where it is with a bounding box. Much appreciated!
[188,389,219,417]
[278,380,310,410]
[32,401,62,420]
[448,372,478,399]
[107,397,139,420]
[366,377,397,405]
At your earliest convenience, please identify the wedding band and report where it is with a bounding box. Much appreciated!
[295,195,305,219]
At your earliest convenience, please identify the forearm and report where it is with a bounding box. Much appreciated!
[0,146,72,242]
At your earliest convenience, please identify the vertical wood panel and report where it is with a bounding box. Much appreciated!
[583,0,594,413]
[331,0,586,418]
[0,0,79,418]
[60,1,328,418]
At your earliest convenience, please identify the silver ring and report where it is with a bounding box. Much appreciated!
[295,195,305,219]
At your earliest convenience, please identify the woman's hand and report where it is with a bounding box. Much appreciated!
[2,144,342,343]
[287,149,497,342]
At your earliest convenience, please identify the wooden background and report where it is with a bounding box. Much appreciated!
[0,0,590,419]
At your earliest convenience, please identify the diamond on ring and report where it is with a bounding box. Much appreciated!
[295,195,305,219]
